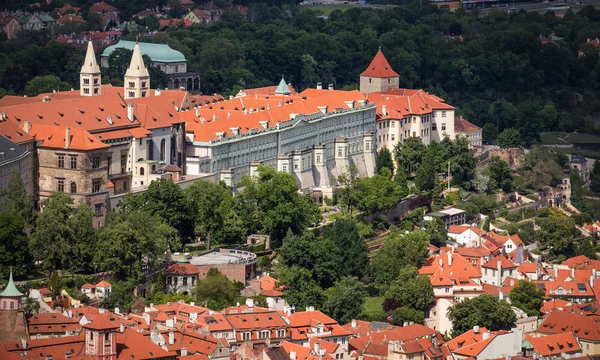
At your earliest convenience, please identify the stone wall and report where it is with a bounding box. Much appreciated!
[479,147,525,170]
[359,76,399,94]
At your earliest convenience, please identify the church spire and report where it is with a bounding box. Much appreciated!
[124,41,150,99]
[80,41,102,97]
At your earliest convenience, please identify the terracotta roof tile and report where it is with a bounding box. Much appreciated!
[361,50,399,78]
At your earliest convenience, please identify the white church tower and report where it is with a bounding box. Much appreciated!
[80,41,102,96]
[124,41,150,99]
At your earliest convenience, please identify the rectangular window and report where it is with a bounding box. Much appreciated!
[391,134,395,141]
[432,123,437,131]
[57,179,64,192]
[70,156,77,169]
[83,88,90,94]
[93,88,98,94]
[183,277,188,286]
[142,82,147,88]
[442,111,447,117]
[92,156,100,169]
[129,82,135,88]
[442,123,446,131]
[58,155,64,168]
[391,121,395,128]
[94,78,98,85]
[148,140,153,160]
[128,91,135,98]
[95,204,102,217]
[316,155,321,163]
[121,154,127,173]
[83,78,90,84]
[282,165,287,172]
[92,179,101,193]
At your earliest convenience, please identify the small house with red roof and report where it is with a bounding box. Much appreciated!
[454,116,482,148]
[166,261,200,294]
[95,280,111,297]
[80,283,95,298]
[481,255,518,286]
[523,332,582,359]
[447,224,486,246]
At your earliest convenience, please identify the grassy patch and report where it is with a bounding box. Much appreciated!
[541,132,600,146]
[363,296,385,319]
[540,132,568,145]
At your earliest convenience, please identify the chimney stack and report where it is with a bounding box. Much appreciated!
[497,260,502,286]
[23,121,31,133]
[181,348,188,356]
[65,127,71,149]
[448,251,452,266]
[290,352,296,360]
[127,103,134,122]
[169,331,175,345]
[316,82,322,90]
[382,105,387,116]
[328,83,334,90]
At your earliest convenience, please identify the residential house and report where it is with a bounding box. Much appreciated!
[447,225,486,247]
[570,154,588,182]
[232,341,291,360]
[454,116,482,148]
[223,310,290,348]
[287,310,352,348]
[535,281,595,303]
[27,312,81,339]
[80,283,95,298]
[480,255,518,286]
[426,208,466,229]
[0,15,21,39]
[522,332,582,359]
[95,280,111,297]
[536,311,600,356]
[448,329,523,360]
[388,337,443,360]
[184,10,210,24]
[165,262,199,294]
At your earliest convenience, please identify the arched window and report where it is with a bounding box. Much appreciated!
[160,139,166,162]
[70,182,77,194]
[140,167,145,176]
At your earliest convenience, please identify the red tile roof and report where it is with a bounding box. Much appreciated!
[481,255,518,269]
[525,332,581,357]
[454,117,481,132]
[361,50,399,78]
[81,283,95,289]
[224,311,288,332]
[82,314,119,330]
[448,225,486,236]
[90,1,118,12]
[563,255,600,271]
[537,310,600,341]
[29,124,108,151]
[95,280,111,288]
[167,263,200,275]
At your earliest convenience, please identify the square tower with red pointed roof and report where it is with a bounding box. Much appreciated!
[360,49,400,94]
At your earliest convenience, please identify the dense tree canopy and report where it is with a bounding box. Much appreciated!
[509,280,545,316]
[447,294,517,337]
[372,230,430,285]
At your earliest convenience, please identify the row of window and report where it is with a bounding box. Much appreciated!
[56,179,101,194]
[240,329,287,340]
[167,276,197,287]
[57,155,101,169]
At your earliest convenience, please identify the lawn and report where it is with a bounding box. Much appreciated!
[362,296,385,319]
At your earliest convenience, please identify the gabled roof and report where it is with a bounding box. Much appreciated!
[361,50,399,78]
[481,255,518,269]
[448,225,486,236]
[95,280,111,288]
[537,310,600,341]
[82,314,119,330]
[454,117,481,133]
[167,263,200,275]
[525,332,581,356]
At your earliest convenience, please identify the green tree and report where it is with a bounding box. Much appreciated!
[431,179,443,211]
[24,75,70,97]
[497,128,521,148]
[423,217,447,248]
[323,276,367,324]
[393,164,409,197]
[322,218,369,278]
[68,204,98,273]
[482,123,497,144]
[30,193,75,274]
[447,294,517,336]
[0,211,33,278]
[23,297,40,315]
[194,268,238,310]
[186,180,244,249]
[277,265,324,309]
[336,164,359,213]
[485,156,513,191]
[387,306,425,325]
[394,137,427,175]
[354,168,402,214]
[96,211,176,282]
[536,215,578,258]
[509,280,545,317]
[415,152,436,192]
[1,172,35,226]
[385,269,434,313]
[375,148,394,176]
[236,165,320,247]
[49,270,61,297]
[372,230,430,285]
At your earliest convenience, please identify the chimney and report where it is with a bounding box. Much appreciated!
[497,260,502,286]
[290,351,296,360]
[169,331,175,345]
[316,82,322,90]
[448,251,452,266]
[115,307,120,314]
[382,105,387,116]
[127,104,134,121]
[212,114,217,121]
[190,302,195,307]
[259,120,269,130]
[246,298,254,308]
[20,338,26,350]
[154,89,161,96]
[22,121,31,134]
[150,329,159,344]
[119,323,125,333]
[439,258,443,267]
[572,268,575,278]
[195,108,200,117]
[181,348,188,356]
[314,342,320,354]
[65,127,71,149]
[473,326,480,334]
[554,265,558,279]
[351,319,357,328]
[99,308,105,314]
[328,83,334,90]
[591,274,594,289]
[143,313,151,326]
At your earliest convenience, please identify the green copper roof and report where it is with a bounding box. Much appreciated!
[0,269,24,297]
[101,40,186,63]
[274,76,291,95]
